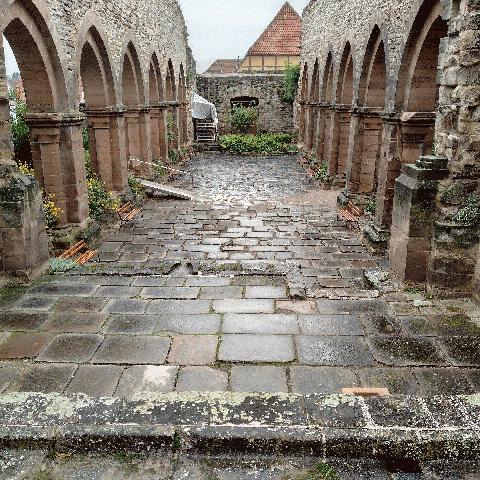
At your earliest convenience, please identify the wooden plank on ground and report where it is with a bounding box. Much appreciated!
[139,180,193,200]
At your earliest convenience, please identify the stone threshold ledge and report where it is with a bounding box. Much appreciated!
[0,392,478,460]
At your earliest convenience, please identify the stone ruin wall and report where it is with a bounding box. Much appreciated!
[197,74,294,135]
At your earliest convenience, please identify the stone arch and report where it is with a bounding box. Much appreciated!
[2,0,69,112]
[165,59,177,101]
[121,40,145,108]
[78,23,126,191]
[178,63,188,146]
[396,0,447,112]
[350,25,388,194]
[336,42,354,105]
[305,59,319,150]
[358,26,387,108]
[148,52,168,161]
[330,42,355,175]
[121,40,150,171]
[317,52,334,163]
[298,62,309,145]
[165,59,179,150]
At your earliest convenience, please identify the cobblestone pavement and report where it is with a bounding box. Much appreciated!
[0,153,479,396]
[2,450,480,479]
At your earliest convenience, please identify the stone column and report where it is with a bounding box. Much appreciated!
[158,105,168,161]
[345,109,364,194]
[298,100,307,145]
[389,156,448,282]
[179,100,189,146]
[0,38,48,279]
[305,102,315,150]
[315,105,327,161]
[125,108,152,177]
[327,105,350,175]
[149,106,161,161]
[26,113,89,226]
[86,108,128,191]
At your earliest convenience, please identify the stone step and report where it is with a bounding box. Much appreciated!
[139,179,193,200]
[0,392,478,460]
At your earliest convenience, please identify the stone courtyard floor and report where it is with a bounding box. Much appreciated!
[0,152,480,397]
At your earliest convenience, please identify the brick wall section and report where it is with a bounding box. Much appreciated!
[197,74,294,135]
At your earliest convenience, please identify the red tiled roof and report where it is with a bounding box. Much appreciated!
[246,2,302,56]
[204,59,240,74]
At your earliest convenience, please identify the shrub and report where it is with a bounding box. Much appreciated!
[128,175,144,197]
[48,258,77,274]
[168,148,180,164]
[43,192,61,228]
[17,162,35,177]
[9,94,32,166]
[84,151,119,220]
[87,176,119,220]
[219,133,297,155]
[230,106,258,134]
[315,160,328,180]
[281,63,301,103]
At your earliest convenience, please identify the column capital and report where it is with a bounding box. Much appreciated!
[25,112,86,128]
[85,107,126,118]
[159,100,180,108]
[351,106,383,118]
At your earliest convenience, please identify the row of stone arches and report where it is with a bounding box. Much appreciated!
[299,0,449,228]
[1,0,190,229]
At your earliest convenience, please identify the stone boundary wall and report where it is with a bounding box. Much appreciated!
[197,74,294,135]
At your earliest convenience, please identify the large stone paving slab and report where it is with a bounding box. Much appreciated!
[219,334,295,362]
[92,336,171,364]
[296,336,376,366]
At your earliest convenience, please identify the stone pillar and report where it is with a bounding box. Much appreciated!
[315,105,327,161]
[345,109,364,193]
[305,102,315,150]
[149,106,161,161]
[86,108,128,191]
[125,108,152,177]
[26,113,89,226]
[158,105,168,161]
[179,100,189,147]
[389,156,448,282]
[322,106,334,166]
[298,100,307,145]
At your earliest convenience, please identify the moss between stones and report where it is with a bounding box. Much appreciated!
[285,463,338,480]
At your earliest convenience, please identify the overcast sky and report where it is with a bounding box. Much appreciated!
[3,0,309,75]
